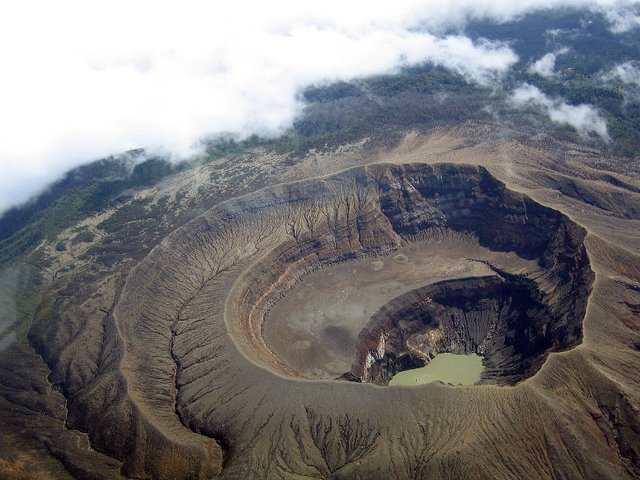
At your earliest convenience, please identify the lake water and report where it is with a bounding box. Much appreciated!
[389,353,484,386]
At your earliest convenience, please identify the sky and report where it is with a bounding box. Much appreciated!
[0,0,638,214]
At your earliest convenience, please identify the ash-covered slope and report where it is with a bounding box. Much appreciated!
[20,162,636,480]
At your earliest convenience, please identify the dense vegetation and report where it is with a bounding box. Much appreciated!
[469,10,640,153]
[287,9,640,154]
[0,154,174,264]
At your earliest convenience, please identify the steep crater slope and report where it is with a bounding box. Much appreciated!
[346,272,576,386]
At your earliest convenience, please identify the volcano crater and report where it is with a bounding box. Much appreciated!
[227,163,594,386]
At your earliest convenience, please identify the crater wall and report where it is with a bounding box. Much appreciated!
[229,163,593,384]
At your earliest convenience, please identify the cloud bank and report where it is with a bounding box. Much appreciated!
[510,84,609,138]
[599,1,640,32]
[528,48,570,77]
[0,0,637,214]
[602,61,640,86]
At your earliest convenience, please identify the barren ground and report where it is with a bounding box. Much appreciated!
[0,125,638,480]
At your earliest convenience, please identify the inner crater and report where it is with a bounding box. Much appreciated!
[228,163,594,386]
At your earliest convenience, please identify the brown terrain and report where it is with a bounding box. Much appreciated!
[0,125,639,479]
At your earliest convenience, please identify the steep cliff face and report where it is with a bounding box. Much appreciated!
[347,272,588,386]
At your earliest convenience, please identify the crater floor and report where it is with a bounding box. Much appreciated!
[265,239,522,380]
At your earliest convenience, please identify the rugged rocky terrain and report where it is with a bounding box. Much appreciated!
[0,125,639,479]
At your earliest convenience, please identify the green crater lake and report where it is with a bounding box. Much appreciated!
[389,353,484,386]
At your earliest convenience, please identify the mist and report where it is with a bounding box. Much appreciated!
[603,61,640,86]
[0,0,637,214]
[528,48,570,77]
[510,84,609,138]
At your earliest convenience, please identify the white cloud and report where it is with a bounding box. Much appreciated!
[529,53,559,78]
[510,84,609,138]
[528,48,569,77]
[599,2,640,32]
[0,0,636,214]
[602,61,640,86]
